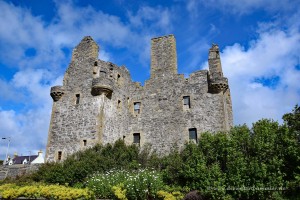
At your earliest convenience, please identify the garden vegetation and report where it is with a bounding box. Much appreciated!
[0,105,299,199]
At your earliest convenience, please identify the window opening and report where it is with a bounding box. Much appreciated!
[134,102,141,114]
[133,133,140,145]
[117,74,121,84]
[76,94,80,105]
[118,100,121,110]
[83,140,87,146]
[100,71,107,77]
[183,96,191,108]
[189,128,197,143]
[58,151,62,161]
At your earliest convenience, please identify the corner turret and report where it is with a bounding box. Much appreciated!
[50,86,64,102]
[208,44,228,93]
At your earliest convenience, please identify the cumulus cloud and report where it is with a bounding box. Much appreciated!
[128,6,172,31]
[221,24,300,125]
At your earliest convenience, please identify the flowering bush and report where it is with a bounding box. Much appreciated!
[86,169,164,199]
[0,183,94,200]
[157,190,184,200]
[112,184,128,200]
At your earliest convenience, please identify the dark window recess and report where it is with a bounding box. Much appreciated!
[134,102,141,114]
[117,74,121,83]
[189,128,197,142]
[83,140,87,146]
[133,133,140,144]
[100,71,107,77]
[58,151,62,160]
[75,94,80,104]
[118,100,121,110]
[183,96,191,108]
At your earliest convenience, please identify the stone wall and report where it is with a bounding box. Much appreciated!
[0,165,41,180]
[46,34,233,162]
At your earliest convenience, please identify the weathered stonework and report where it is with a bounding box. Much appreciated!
[45,34,233,162]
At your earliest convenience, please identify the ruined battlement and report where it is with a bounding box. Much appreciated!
[151,34,177,78]
[45,34,233,162]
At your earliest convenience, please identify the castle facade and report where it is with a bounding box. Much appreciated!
[45,35,233,162]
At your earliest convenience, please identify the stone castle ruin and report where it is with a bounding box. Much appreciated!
[45,34,233,162]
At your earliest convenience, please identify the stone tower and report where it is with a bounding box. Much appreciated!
[45,34,233,162]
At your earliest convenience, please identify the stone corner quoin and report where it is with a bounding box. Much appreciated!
[45,34,233,162]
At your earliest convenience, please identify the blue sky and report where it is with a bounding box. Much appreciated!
[0,0,300,159]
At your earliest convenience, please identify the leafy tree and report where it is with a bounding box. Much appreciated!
[281,105,300,197]
[283,104,300,134]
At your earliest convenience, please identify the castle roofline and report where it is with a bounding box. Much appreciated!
[151,34,175,40]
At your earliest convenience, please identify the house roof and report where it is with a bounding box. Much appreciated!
[13,155,38,164]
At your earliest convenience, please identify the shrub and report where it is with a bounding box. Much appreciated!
[86,169,164,199]
[0,183,94,200]
[157,190,184,200]
[31,139,140,186]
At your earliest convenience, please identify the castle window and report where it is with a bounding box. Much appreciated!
[118,100,121,111]
[58,151,62,161]
[183,96,190,108]
[76,94,80,105]
[133,133,140,145]
[189,128,197,143]
[117,74,121,84]
[134,102,141,114]
[100,70,107,77]
[83,140,87,146]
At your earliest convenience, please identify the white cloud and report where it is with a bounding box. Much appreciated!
[0,107,49,158]
[188,0,300,15]
[128,6,172,31]
[220,25,300,125]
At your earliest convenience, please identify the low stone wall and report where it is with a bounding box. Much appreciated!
[0,164,41,180]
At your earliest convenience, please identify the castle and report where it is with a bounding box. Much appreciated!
[45,34,233,162]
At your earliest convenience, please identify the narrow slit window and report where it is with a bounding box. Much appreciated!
[58,151,62,161]
[117,74,121,84]
[133,133,140,145]
[134,102,141,114]
[183,96,191,108]
[83,140,87,146]
[189,128,198,143]
[118,100,121,110]
[76,94,80,105]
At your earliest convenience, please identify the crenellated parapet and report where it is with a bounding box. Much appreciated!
[91,76,113,97]
[50,86,65,102]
